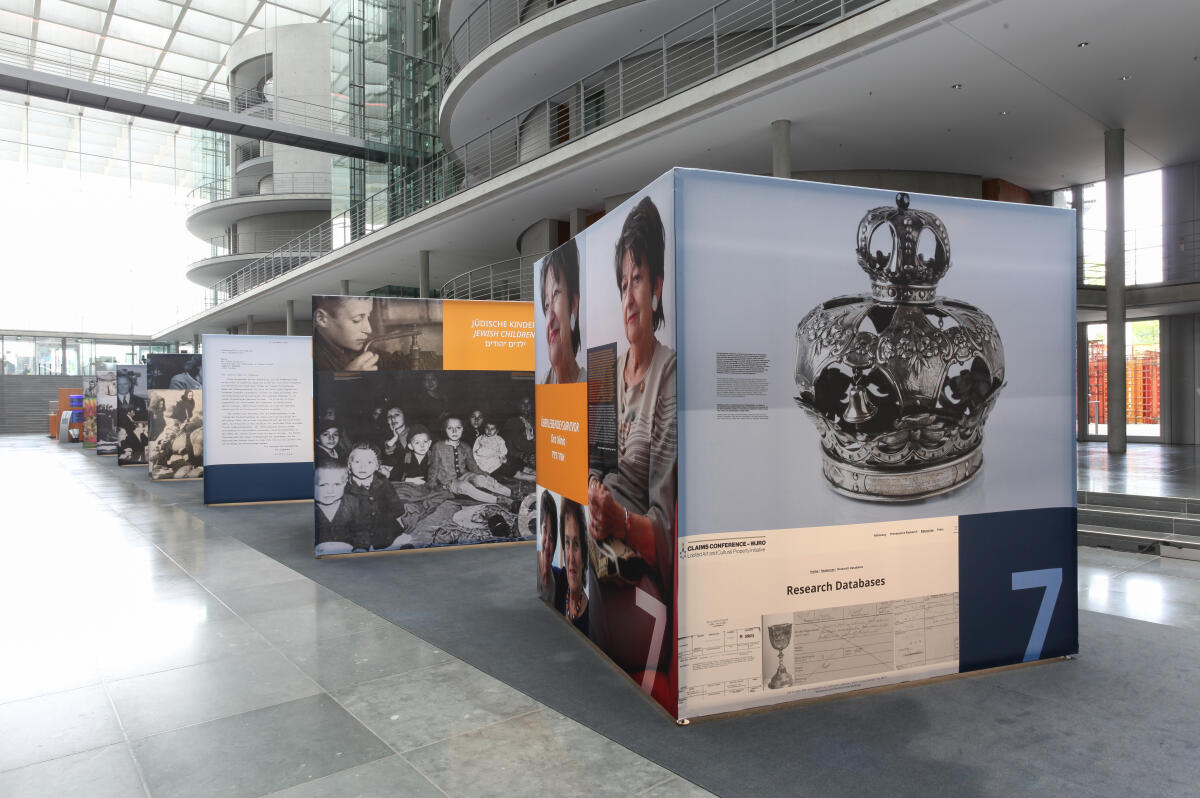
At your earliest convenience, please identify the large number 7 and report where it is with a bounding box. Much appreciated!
[1011,568,1063,662]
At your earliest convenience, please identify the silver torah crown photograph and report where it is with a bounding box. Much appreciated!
[794,193,1005,502]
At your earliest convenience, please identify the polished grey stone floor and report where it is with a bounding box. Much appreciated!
[1078,441,1200,499]
[4,434,1200,797]
[0,436,710,798]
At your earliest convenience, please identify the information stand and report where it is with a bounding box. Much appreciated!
[534,169,1077,720]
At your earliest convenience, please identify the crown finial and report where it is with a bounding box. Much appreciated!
[855,193,951,303]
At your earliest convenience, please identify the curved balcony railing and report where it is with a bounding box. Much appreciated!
[440,255,539,301]
[234,140,273,165]
[193,0,883,312]
[199,231,316,259]
[185,172,333,209]
[443,0,578,89]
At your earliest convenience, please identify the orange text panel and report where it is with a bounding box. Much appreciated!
[442,300,535,371]
[536,382,588,503]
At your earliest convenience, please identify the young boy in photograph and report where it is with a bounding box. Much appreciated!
[312,296,379,371]
[429,415,512,503]
[314,463,370,554]
[343,443,412,550]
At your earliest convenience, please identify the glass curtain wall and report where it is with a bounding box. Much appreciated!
[0,337,177,375]
[1054,170,1164,287]
[331,0,441,240]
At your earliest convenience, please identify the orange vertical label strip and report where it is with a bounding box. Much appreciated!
[536,382,588,503]
[442,300,536,371]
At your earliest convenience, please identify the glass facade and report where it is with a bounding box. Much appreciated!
[1053,170,1164,287]
[331,0,441,229]
[0,336,179,376]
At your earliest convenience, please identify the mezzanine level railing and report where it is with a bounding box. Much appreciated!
[442,0,578,89]
[440,256,538,301]
[185,172,333,209]
[199,231,318,259]
[195,0,884,313]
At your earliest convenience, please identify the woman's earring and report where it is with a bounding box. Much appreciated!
[651,295,659,312]
[569,312,576,329]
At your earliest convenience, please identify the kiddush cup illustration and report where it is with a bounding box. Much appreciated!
[794,193,1005,501]
[767,622,794,689]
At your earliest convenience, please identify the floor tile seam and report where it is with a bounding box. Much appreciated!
[392,751,456,798]
[1120,556,1200,582]
[396,705,684,785]
[318,651,460,694]
[634,773,706,796]
[395,706,551,757]
[98,679,156,798]
[108,684,330,746]
[0,739,139,779]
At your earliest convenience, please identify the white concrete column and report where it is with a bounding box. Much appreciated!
[193,333,201,353]
[340,279,350,296]
[772,119,791,179]
[285,299,295,336]
[569,208,590,237]
[419,250,431,298]
[1105,129,1126,454]
[1071,184,1085,283]
[246,314,255,336]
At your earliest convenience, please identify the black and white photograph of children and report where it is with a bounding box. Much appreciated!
[313,369,537,556]
[312,295,444,372]
[145,354,204,480]
[95,369,117,455]
[116,365,150,466]
[147,389,204,480]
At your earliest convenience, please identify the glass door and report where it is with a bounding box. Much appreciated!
[1084,319,1162,440]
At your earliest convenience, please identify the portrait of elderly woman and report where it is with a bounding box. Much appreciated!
[586,195,678,700]
[539,239,586,384]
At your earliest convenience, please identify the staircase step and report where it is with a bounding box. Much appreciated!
[1078,505,1200,537]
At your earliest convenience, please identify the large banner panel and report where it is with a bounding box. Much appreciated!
[146,354,204,480]
[202,335,313,504]
[535,174,680,714]
[312,296,536,556]
[115,365,149,466]
[95,370,117,455]
[81,375,97,448]
[534,169,1076,721]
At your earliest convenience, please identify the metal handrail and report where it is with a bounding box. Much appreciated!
[1078,223,1200,288]
[200,231,318,257]
[185,172,333,208]
[235,140,270,165]
[440,255,542,300]
[192,0,883,310]
[0,32,373,140]
[442,0,578,89]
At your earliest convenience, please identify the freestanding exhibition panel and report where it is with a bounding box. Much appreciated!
[534,169,1077,721]
[312,295,536,557]
[202,334,313,505]
[146,353,204,480]
[115,364,149,466]
[82,375,97,448]
[95,369,117,455]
